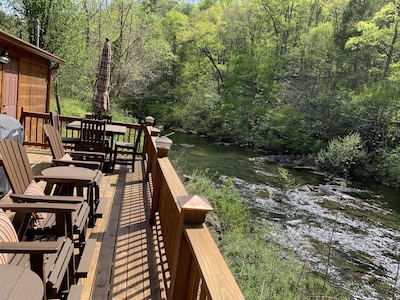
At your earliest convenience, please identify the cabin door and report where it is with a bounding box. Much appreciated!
[2,58,19,118]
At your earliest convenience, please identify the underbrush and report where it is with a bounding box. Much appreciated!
[183,170,347,300]
[50,97,134,123]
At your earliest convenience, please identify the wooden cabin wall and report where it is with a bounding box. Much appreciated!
[0,31,63,149]
[18,56,49,118]
[18,56,49,145]
[0,65,3,107]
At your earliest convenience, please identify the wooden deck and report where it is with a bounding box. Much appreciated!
[25,149,167,300]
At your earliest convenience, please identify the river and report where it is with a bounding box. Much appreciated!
[167,132,400,300]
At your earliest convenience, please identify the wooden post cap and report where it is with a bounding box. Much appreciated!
[151,128,161,136]
[178,195,213,223]
[156,136,173,158]
[145,116,155,126]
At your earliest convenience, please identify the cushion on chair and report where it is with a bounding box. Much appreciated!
[0,209,18,264]
[23,181,48,229]
[60,153,73,161]
[24,181,45,196]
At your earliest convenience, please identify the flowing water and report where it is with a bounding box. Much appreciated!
[168,132,400,299]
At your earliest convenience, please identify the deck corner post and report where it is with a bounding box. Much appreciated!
[178,195,213,223]
[168,195,213,299]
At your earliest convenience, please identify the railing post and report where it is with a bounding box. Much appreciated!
[150,136,173,223]
[145,115,155,126]
[168,195,213,300]
[178,195,213,224]
[151,127,160,137]
[155,136,173,158]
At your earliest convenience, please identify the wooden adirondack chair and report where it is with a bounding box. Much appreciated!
[0,139,90,253]
[43,124,104,170]
[43,124,106,225]
[50,111,80,149]
[0,206,85,299]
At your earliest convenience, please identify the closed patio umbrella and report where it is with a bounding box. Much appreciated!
[93,37,111,114]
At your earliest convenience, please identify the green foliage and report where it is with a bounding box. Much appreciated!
[316,132,367,178]
[278,167,296,188]
[5,0,400,183]
[50,98,90,117]
[343,82,400,154]
[50,97,134,123]
[184,171,249,232]
[0,10,27,36]
[219,229,346,300]
[375,148,400,186]
[267,104,314,154]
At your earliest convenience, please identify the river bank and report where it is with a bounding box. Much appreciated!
[169,132,400,299]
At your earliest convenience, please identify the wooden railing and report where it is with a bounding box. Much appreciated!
[145,127,245,300]
[20,110,245,300]
[19,109,142,149]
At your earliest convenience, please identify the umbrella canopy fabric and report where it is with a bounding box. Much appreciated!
[93,38,111,113]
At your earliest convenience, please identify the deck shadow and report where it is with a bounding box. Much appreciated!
[93,162,165,299]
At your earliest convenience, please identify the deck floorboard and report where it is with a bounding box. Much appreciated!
[19,150,166,300]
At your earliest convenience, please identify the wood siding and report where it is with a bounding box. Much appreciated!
[0,30,64,119]
[18,56,49,115]
[0,65,3,108]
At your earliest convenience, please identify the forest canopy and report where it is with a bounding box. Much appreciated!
[2,0,400,182]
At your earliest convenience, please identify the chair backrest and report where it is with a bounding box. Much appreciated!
[79,118,106,152]
[134,121,145,153]
[50,111,61,131]
[43,124,66,160]
[93,114,112,124]
[0,139,34,195]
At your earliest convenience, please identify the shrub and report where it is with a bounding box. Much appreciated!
[184,171,249,233]
[316,132,367,179]
[376,148,400,185]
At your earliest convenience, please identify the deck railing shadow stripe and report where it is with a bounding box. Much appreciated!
[107,161,162,300]
[92,165,127,298]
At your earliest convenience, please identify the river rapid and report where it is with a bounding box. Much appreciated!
[168,132,400,299]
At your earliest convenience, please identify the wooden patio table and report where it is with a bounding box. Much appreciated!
[0,264,43,300]
[41,166,102,226]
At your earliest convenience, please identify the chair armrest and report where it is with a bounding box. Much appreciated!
[67,151,105,161]
[68,150,105,157]
[0,202,78,213]
[34,175,93,185]
[52,159,101,170]
[0,240,61,254]
[10,194,84,204]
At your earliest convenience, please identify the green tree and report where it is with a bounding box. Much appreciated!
[345,2,400,80]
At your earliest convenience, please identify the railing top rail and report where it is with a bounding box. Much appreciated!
[148,127,245,300]
[185,223,245,300]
